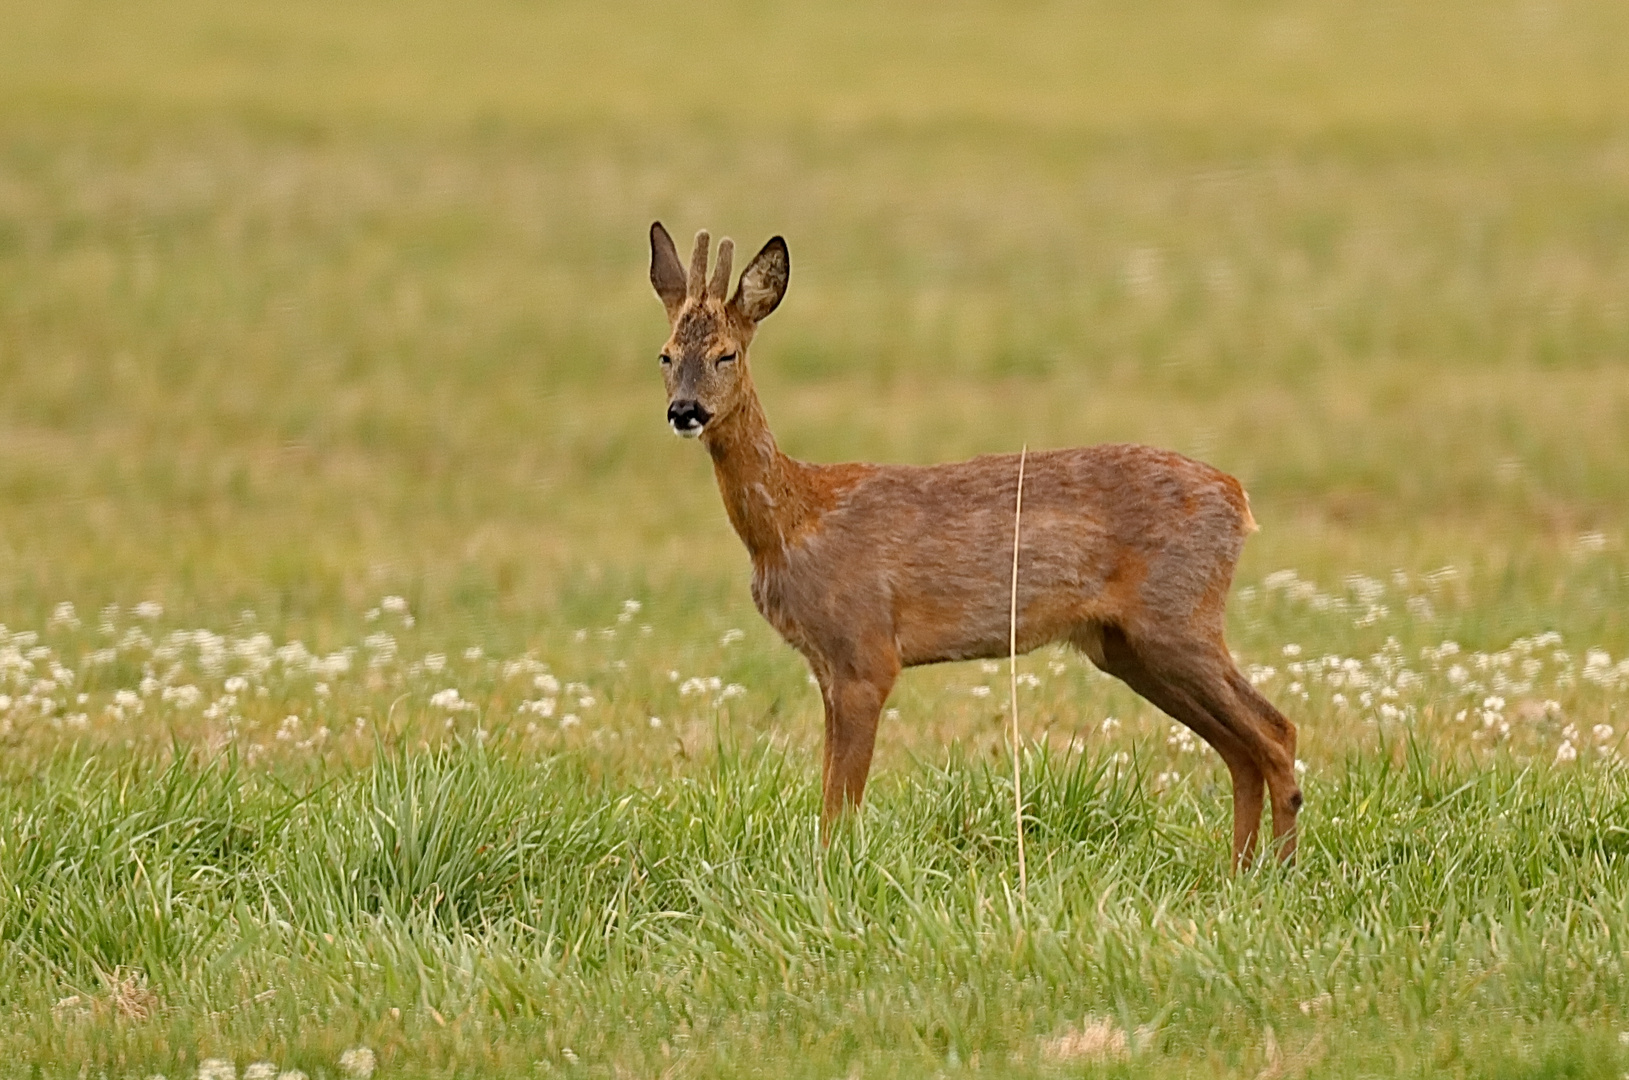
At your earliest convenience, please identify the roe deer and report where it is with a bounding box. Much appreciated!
[648,222,1302,867]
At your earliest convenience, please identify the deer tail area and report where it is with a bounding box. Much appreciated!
[1242,490,1260,535]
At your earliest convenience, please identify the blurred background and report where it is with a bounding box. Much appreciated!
[6,9,1629,1070]
[1,0,1626,652]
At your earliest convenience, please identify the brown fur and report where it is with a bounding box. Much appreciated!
[648,223,1301,867]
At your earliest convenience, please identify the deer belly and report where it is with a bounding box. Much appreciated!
[892,587,1015,666]
[893,575,1102,667]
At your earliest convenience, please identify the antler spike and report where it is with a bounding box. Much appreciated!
[687,230,711,300]
[708,238,734,300]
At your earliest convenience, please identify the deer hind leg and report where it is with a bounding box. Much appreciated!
[1083,624,1267,868]
[818,656,899,838]
[1224,668,1302,860]
[1160,643,1302,864]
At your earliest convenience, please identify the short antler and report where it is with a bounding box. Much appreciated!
[708,238,734,301]
[687,230,711,301]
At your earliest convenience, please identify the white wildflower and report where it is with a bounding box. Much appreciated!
[1406,595,1436,620]
[161,684,203,709]
[243,1064,277,1080]
[276,641,312,668]
[134,601,164,621]
[313,650,352,678]
[380,596,408,614]
[364,633,397,666]
[1556,740,1578,764]
[429,687,473,711]
[1575,530,1608,553]
[679,676,723,697]
[1166,724,1197,753]
[338,1048,375,1079]
[197,1060,235,1080]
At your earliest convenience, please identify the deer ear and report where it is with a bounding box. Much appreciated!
[649,221,687,319]
[731,236,789,324]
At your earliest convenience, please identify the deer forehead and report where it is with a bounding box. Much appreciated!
[671,302,745,356]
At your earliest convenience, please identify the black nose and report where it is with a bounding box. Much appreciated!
[667,400,712,433]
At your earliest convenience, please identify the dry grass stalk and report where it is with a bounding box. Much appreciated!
[51,967,161,1022]
[1042,1015,1130,1064]
[1008,444,1028,899]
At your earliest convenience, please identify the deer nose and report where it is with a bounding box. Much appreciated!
[667,400,712,437]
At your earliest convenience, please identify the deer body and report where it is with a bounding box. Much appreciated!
[649,223,1301,866]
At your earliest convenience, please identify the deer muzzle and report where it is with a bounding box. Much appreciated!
[667,400,712,438]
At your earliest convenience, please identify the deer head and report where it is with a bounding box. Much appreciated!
[649,222,789,438]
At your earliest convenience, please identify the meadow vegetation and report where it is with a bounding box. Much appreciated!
[1,0,1628,1076]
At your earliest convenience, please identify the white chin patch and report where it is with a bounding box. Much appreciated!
[671,422,704,439]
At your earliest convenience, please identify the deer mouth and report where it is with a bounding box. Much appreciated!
[667,400,712,438]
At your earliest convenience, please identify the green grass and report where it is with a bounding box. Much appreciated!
[10,734,1629,1078]
[2,0,1629,1075]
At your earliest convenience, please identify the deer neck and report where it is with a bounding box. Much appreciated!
[702,383,819,562]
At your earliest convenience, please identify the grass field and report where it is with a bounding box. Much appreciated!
[2,1,1629,1076]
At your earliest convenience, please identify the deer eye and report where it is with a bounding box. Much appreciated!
[659,354,672,367]
[715,353,737,368]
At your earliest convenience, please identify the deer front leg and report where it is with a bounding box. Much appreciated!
[818,658,899,837]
